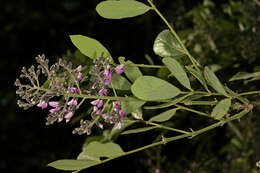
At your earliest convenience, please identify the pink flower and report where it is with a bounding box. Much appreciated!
[93,106,101,115]
[68,87,80,94]
[119,110,126,118]
[104,80,111,85]
[77,72,83,80]
[113,101,121,110]
[37,100,48,109]
[68,99,78,106]
[115,64,124,74]
[91,99,103,108]
[49,107,60,114]
[98,88,109,96]
[76,65,82,72]
[102,113,109,120]
[64,112,74,122]
[49,101,59,108]
[104,68,112,79]
[155,169,161,173]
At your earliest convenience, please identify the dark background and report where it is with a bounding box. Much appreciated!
[1,0,260,172]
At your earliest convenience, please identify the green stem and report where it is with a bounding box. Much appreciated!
[147,0,200,69]
[144,121,190,134]
[125,63,166,68]
[175,104,210,118]
[78,109,250,171]
[237,91,260,96]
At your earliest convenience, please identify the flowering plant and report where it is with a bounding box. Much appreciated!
[14,0,260,172]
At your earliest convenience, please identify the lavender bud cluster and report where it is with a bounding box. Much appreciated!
[15,53,126,135]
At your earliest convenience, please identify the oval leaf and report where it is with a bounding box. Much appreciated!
[70,35,110,59]
[122,99,146,114]
[96,0,151,19]
[84,141,124,159]
[110,73,131,90]
[163,57,192,90]
[131,76,181,101]
[153,29,186,58]
[185,66,208,91]
[211,99,231,120]
[48,159,99,171]
[204,67,227,95]
[121,126,156,135]
[124,60,143,82]
[149,108,178,122]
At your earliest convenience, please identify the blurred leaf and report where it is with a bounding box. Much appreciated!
[163,57,192,90]
[70,35,111,59]
[153,29,186,58]
[96,0,151,19]
[122,99,146,114]
[48,159,99,171]
[204,67,227,95]
[229,71,260,81]
[110,73,131,90]
[121,126,156,135]
[131,76,181,101]
[149,108,178,122]
[124,60,143,82]
[211,98,231,120]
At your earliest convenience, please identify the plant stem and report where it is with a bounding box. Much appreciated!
[125,63,166,68]
[237,91,260,96]
[147,0,200,69]
[144,121,190,134]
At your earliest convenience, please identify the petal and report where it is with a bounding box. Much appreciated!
[49,101,59,108]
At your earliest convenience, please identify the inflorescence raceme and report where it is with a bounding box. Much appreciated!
[14,54,126,135]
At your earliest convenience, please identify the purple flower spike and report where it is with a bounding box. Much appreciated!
[115,64,124,74]
[37,101,48,109]
[68,99,78,106]
[98,88,109,96]
[49,101,59,108]
[49,107,60,114]
[76,65,82,72]
[65,112,74,122]
[104,80,111,85]
[77,72,83,80]
[119,110,126,118]
[102,113,109,120]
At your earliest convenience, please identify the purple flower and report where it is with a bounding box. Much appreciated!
[119,110,126,118]
[76,65,82,72]
[77,72,83,80]
[93,106,101,115]
[104,80,111,85]
[116,122,122,129]
[102,113,109,120]
[104,68,112,79]
[115,64,124,74]
[49,101,59,108]
[37,100,48,109]
[68,99,78,106]
[112,101,121,110]
[97,123,103,129]
[68,87,79,94]
[64,112,74,122]
[91,99,103,108]
[98,88,109,96]
[49,107,60,114]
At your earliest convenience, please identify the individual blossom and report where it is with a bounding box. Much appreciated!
[37,100,48,109]
[91,99,103,108]
[68,99,78,106]
[98,88,109,96]
[68,87,80,94]
[64,111,74,122]
[76,65,82,72]
[77,72,83,81]
[49,101,59,108]
[115,64,124,74]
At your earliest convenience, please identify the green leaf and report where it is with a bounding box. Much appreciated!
[153,29,186,58]
[110,73,131,90]
[162,57,192,90]
[122,99,146,114]
[185,66,208,91]
[121,126,156,135]
[224,86,249,104]
[131,76,181,101]
[229,71,260,81]
[48,159,99,171]
[149,108,178,122]
[124,60,143,82]
[83,141,124,159]
[96,0,151,19]
[70,35,111,59]
[211,99,231,120]
[204,67,227,95]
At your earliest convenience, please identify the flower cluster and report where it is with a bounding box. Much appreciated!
[15,53,127,135]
